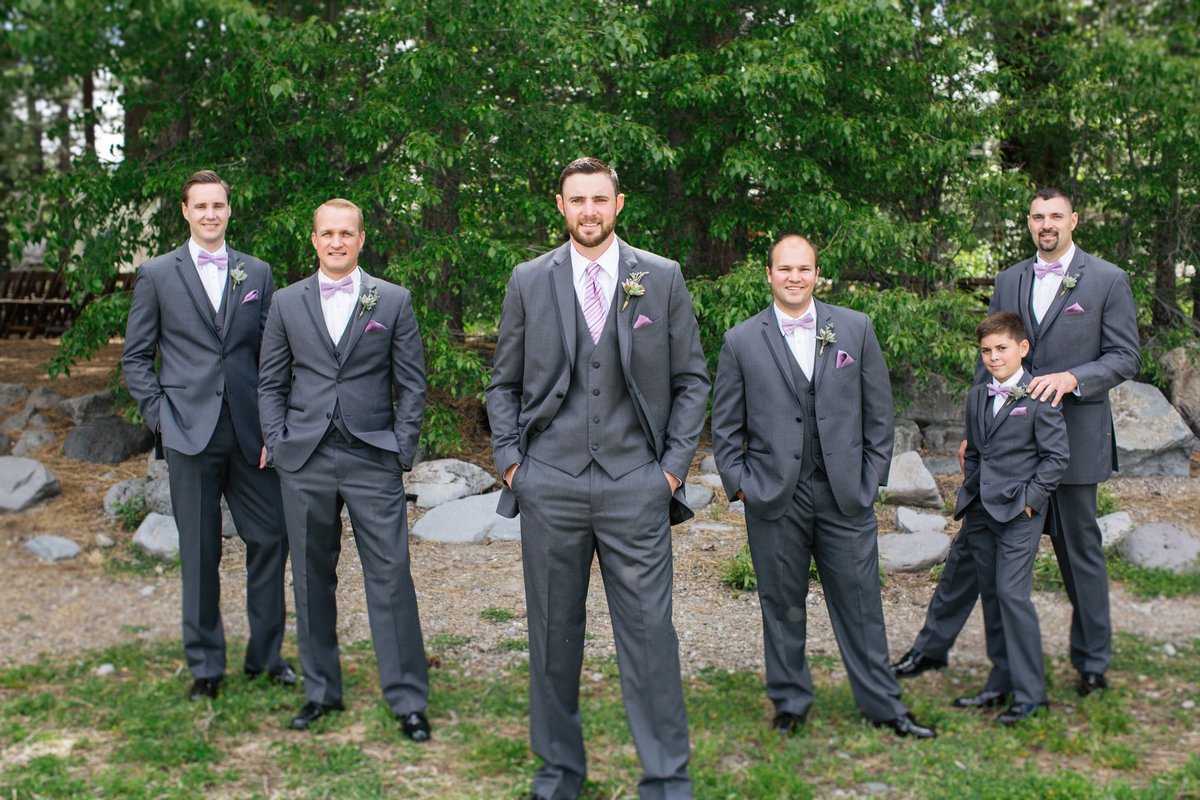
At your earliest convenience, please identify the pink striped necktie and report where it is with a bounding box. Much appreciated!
[582,262,607,344]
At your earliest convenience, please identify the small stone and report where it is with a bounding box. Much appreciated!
[728,500,745,516]
[862,783,893,796]
[1162,643,1177,657]
[0,456,61,512]
[25,535,80,562]
[132,513,180,559]
[895,506,947,535]
[698,453,718,475]
[95,533,115,548]
[95,663,116,677]
[140,585,156,597]
[684,482,714,511]
[1183,700,1196,710]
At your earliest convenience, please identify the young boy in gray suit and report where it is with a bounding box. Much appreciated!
[952,311,1069,724]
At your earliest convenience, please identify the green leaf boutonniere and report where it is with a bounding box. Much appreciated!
[620,271,648,311]
[358,286,379,318]
[816,323,836,356]
[1058,272,1079,297]
[1006,384,1030,406]
[229,262,247,286]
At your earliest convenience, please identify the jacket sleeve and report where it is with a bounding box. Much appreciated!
[390,290,426,468]
[1070,270,1141,400]
[485,269,527,477]
[257,298,292,458]
[121,266,164,432]
[659,263,711,482]
[710,333,746,502]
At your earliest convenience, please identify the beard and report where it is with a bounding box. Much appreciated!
[568,215,615,249]
[1037,230,1060,252]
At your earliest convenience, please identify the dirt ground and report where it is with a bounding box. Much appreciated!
[3,339,1200,685]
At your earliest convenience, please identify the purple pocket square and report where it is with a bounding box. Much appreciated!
[835,350,855,369]
[1009,406,1028,416]
[365,320,388,333]
[1065,302,1085,315]
[633,314,653,330]
[241,289,259,304]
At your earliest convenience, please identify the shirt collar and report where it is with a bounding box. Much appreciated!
[569,238,619,285]
[188,239,228,265]
[1035,243,1075,273]
[773,300,818,331]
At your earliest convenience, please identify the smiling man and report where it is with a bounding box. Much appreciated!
[258,199,431,739]
[123,170,292,702]
[487,157,709,800]
[711,234,935,739]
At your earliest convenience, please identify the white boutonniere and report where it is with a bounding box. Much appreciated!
[358,286,379,318]
[816,324,836,357]
[229,262,247,286]
[1058,272,1079,297]
[620,271,648,311]
[1006,383,1030,406]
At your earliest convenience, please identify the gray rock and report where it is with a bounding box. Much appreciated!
[923,454,962,476]
[0,383,30,410]
[220,500,236,539]
[862,784,894,796]
[58,390,115,425]
[919,423,965,453]
[878,531,950,573]
[1111,381,1196,477]
[894,419,923,456]
[412,493,522,543]
[11,428,55,457]
[1117,523,1200,574]
[25,535,80,562]
[406,458,496,509]
[104,478,148,515]
[0,456,61,512]
[1,408,32,436]
[684,482,714,511]
[0,435,9,456]
[880,451,943,509]
[95,533,115,548]
[23,386,62,413]
[728,500,745,516]
[895,506,947,535]
[698,452,718,475]
[63,416,154,464]
[693,472,724,492]
[144,477,172,515]
[1160,347,1200,437]
[133,513,180,559]
[1098,511,1135,549]
[95,663,116,677]
[896,373,964,426]
[146,452,169,481]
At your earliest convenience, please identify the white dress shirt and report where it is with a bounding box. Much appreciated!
[774,302,817,380]
[991,366,1026,417]
[1032,243,1074,324]
[188,239,228,313]
[569,238,619,316]
[318,267,361,344]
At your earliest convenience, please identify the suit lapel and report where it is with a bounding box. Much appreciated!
[811,300,833,391]
[550,243,577,367]
[1036,249,1086,338]
[972,386,990,446]
[300,274,338,361]
[220,248,246,339]
[172,245,222,345]
[1014,258,1037,344]
[615,239,639,373]
[339,270,375,363]
[759,307,804,407]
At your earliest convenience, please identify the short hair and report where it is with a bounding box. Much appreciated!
[181,170,231,204]
[1032,187,1073,211]
[558,157,620,196]
[766,234,819,269]
[312,198,364,233]
[976,311,1027,343]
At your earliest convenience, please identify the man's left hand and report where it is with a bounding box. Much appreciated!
[664,471,681,493]
[1028,371,1078,407]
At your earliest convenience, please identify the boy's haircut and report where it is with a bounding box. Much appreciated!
[976,311,1026,343]
[182,170,231,203]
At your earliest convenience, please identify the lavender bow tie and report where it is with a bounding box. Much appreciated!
[1034,261,1064,279]
[320,275,355,299]
[987,384,1012,399]
[781,314,815,335]
[197,251,227,270]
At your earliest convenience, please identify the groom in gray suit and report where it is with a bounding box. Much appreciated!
[258,198,431,739]
[711,234,934,739]
[487,157,709,800]
[894,189,1141,697]
[123,170,292,701]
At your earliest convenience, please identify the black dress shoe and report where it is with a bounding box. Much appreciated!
[891,649,948,679]
[952,689,1009,709]
[399,711,431,742]
[772,711,807,735]
[1078,672,1108,697]
[188,677,221,701]
[246,662,298,687]
[289,700,344,730]
[873,712,937,739]
[997,702,1048,725]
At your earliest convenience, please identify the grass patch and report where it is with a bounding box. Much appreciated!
[1106,549,1200,598]
[721,545,822,594]
[480,606,517,623]
[497,638,528,652]
[103,544,178,577]
[110,495,150,531]
[3,637,1200,798]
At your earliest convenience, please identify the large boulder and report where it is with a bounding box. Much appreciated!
[63,416,154,464]
[881,451,943,509]
[58,390,115,426]
[1111,382,1196,477]
[895,507,947,535]
[133,513,180,559]
[11,428,55,457]
[22,386,62,413]
[1160,347,1200,438]
[1098,511,1135,549]
[405,458,495,509]
[26,535,80,562]
[685,482,714,511]
[893,419,922,457]
[144,476,172,515]
[1117,523,1200,574]
[104,477,148,515]
[146,452,169,482]
[0,456,60,512]
[896,373,964,427]
[698,451,718,475]
[412,493,521,543]
[878,532,950,573]
[0,383,29,411]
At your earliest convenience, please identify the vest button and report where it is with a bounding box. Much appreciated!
[592,389,600,396]
[794,454,801,459]
[593,416,600,423]
[555,391,565,399]
[592,361,600,368]
[326,412,332,419]
[795,417,802,423]
[591,443,600,451]
[336,378,343,384]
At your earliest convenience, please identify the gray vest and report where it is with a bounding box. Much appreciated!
[526,297,655,478]
[787,350,825,480]
[326,315,356,440]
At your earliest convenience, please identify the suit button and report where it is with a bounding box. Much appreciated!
[795,417,802,423]
[593,416,600,423]
[333,413,340,420]
[213,324,220,333]
[794,454,801,459]
[215,390,222,396]
[592,389,600,396]
[555,391,565,399]
[334,351,341,359]
[326,413,332,419]
[591,444,599,451]
[336,378,343,384]
[592,361,600,368]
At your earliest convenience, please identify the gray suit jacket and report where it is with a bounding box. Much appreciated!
[980,247,1140,484]
[711,301,894,520]
[123,244,274,464]
[258,270,425,472]
[486,239,710,524]
[955,382,1070,523]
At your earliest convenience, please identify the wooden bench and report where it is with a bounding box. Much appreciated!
[0,270,133,338]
